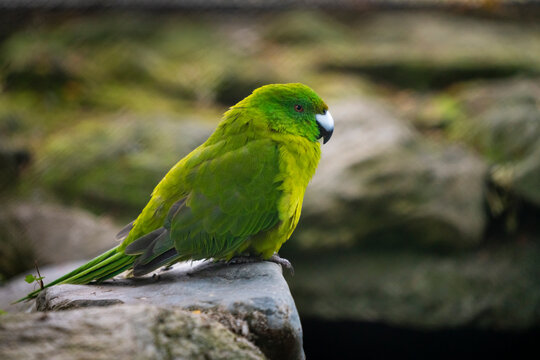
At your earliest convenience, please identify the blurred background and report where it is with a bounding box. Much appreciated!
[1,0,539,358]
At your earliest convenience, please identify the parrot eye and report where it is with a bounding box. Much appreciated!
[294,104,304,113]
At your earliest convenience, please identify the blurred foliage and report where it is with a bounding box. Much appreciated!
[1,9,539,221]
[39,117,213,215]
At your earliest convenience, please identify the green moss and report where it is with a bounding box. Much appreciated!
[445,79,540,165]
[37,117,213,216]
[414,93,465,130]
[264,11,350,45]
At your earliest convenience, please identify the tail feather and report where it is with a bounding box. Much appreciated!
[14,246,135,303]
[95,261,134,282]
[71,255,135,284]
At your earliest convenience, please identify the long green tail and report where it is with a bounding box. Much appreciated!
[15,246,136,303]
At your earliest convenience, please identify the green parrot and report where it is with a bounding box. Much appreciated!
[18,83,334,302]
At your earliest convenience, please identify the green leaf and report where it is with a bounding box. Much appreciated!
[24,274,36,284]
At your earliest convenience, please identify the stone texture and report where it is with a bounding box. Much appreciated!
[296,97,488,250]
[512,145,540,206]
[0,201,119,279]
[0,261,84,313]
[0,304,265,360]
[447,78,540,207]
[39,117,214,215]
[320,11,540,91]
[35,261,304,360]
[287,242,540,330]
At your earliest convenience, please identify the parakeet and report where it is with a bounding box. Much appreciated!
[18,83,334,302]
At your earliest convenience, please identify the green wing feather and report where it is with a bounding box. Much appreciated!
[129,137,282,275]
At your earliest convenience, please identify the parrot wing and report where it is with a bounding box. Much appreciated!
[125,138,282,276]
[115,220,135,241]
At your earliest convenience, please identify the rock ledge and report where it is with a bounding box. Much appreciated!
[36,260,304,360]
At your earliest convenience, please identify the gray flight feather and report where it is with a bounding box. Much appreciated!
[124,227,166,255]
[116,220,135,241]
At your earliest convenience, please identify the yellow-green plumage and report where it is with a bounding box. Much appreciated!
[17,83,332,302]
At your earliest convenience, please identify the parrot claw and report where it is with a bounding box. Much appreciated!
[160,265,174,272]
[225,254,294,275]
[268,254,294,276]
[226,255,260,266]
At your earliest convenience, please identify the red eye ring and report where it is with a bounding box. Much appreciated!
[294,104,304,112]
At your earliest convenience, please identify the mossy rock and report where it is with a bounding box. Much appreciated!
[263,11,349,45]
[318,12,540,90]
[0,304,265,360]
[446,78,540,207]
[286,241,540,330]
[293,98,487,251]
[0,201,121,282]
[37,116,214,216]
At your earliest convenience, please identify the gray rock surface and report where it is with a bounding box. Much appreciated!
[35,261,304,360]
[39,117,214,215]
[321,11,540,90]
[0,202,118,279]
[449,78,540,207]
[288,242,540,330]
[0,261,84,313]
[512,145,540,206]
[297,97,487,250]
[0,304,265,360]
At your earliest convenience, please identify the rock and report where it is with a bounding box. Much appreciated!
[447,78,540,207]
[0,202,119,280]
[287,242,540,330]
[263,10,348,45]
[38,117,214,216]
[321,12,540,90]
[34,261,304,360]
[0,261,85,313]
[512,145,540,206]
[0,304,265,360]
[295,97,487,250]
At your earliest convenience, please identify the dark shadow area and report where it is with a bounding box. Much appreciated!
[322,63,538,91]
[302,318,540,359]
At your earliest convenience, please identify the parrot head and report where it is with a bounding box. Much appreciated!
[233,83,334,144]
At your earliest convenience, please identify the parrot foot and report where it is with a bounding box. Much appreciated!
[226,255,260,265]
[160,265,174,272]
[225,254,294,275]
[268,254,294,276]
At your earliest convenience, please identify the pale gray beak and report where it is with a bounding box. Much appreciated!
[315,110,334,144]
